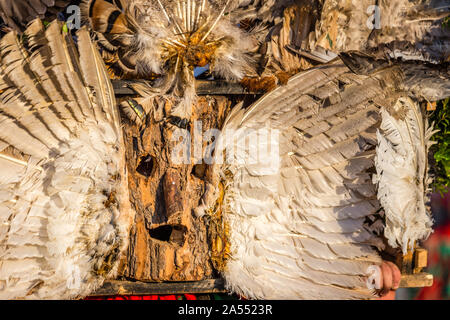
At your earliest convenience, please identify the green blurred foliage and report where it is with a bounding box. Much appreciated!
[430,98,450,195]
[444,16,450,28]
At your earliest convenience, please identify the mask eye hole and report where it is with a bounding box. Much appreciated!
[192,164,207,180]
[136,154,156,177]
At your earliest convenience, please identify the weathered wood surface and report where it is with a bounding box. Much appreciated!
[116,96,236,282]
[94,273,433,296]
[399,273,434,288]
[395,248,433,288]
[414,249,428,274]
[93,279,226,296]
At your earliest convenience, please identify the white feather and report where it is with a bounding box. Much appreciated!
[373,97,434,254]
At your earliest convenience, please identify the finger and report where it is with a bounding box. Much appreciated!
[380,262,393,296]
[385,261,401,290]
[375,265,383,290]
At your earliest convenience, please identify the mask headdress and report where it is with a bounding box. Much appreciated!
[83,0,256,120]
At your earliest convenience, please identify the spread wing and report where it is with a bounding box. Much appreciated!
[0,20,132,299]
[214,60,435,299]
[0,0,70,31]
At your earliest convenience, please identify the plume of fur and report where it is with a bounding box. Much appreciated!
[373,97,436,254]
[0,20,133,299]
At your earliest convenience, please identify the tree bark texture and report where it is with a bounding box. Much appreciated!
[116,95,240,282]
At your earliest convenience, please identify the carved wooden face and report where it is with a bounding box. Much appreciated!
[117,95,232,281]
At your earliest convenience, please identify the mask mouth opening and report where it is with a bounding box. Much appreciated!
[149,224,188,247]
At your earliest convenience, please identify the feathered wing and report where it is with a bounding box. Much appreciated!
[373,98,435,254]
[0,0,70,31]
[0,20,133,299]
[212,60,435,299]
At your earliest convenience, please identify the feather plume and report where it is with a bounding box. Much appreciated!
[83,0,256,119]
[373,97,435,254]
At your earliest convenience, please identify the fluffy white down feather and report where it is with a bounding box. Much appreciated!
[373,97,435,254]
[0,20,133,299]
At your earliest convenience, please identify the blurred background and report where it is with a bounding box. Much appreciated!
[396,98,449,300]
[396,98,450,300]
[396,191,450,300]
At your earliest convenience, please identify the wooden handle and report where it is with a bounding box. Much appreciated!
[396,248,433,288]
[399,273,433,288]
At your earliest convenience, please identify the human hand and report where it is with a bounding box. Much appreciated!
[377,261,401,299]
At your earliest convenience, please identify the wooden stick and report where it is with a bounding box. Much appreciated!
[92,279,226,296]
[93,273,433,296]
[414,248,428,274]
[112,80,263,96]
[399,273,433,288]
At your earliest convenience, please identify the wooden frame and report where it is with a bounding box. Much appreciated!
[94,279,226,296]
[112,80,263,96]
[93,274,433,296]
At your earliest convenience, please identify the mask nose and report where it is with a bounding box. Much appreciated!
[147,167,188,247]
[163,168,185,220]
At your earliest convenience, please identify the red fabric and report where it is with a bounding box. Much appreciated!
[415,222,450,300]
[159,295,177,300]
[85,294,197,300]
